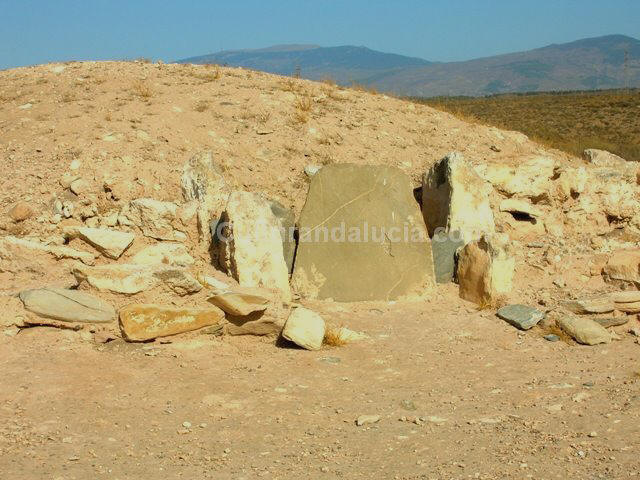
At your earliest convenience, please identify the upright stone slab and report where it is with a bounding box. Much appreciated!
[457,233,514,305]
[422,152,494,243]
[219,191,292,301]
[291,164,435,302]
[181,151,230,241]
[269,200,297,274]
[431,231,465,283]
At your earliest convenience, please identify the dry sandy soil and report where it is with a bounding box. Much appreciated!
[0,61,639,479]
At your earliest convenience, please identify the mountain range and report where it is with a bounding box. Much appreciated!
[179,34,640,97]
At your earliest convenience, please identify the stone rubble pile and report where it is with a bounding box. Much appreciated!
[3,147,640,349]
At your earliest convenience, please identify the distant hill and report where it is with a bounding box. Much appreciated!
[179,35,640,97]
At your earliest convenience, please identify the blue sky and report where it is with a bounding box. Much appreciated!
[1,0,639,70]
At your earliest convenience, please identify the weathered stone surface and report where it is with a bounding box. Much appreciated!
[282,307,325,351]
[73,264,159,294]
[181,151,230,241]
[0,236,96,265]
[603,250,640,285]
[477,156,555,200]
[611,290,640,303]
[292,164,435,302]
[8,202,33,222]
[219,191,292,301]
[19,288,115,323]
[225,310,286,336]
[593,317,629,328]
[208,288,270,316]
[131,242,194,266]
[422,152,494,243]
[583,149,628,167]
[124,198,181,241]
[119,304,225,341]
[63,226,134,259]
[499,199,542,218]
[615,301,640,314]
[557,316,611,345]
[561,296,615,314]
[269,200,296,274]
[153,268,202,296]
[497,304,545,330]
[457,233,514,304]
[431,231,464,283]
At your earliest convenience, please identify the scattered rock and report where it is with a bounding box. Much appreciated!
[224,309,286,336]
[603,250,640,286]
[496,304,545,330]
[560,296,615,315]
[477,156,556,201]
[73,264,159,294]
[0,236,96,265]
[218,191,292,301]
[19,288,115,323]
[592,317,629,328]
[557,316,611,345]
[583,148,628,167]
[292,164,435,301]
[63,226,134,259]
[610,290,640,303]
[153,268,202,296]
[180,151,230,241]
[124,198,181,241]
[304,165,321,176]
[356,415,380,426]
[8,202,33,222]
[422,152,494,243]
[544,334,560,342]
[131,242,194,266]
[431,231,464,284]
[119,304,225,342]
[69,178,88,195]
[208,288,270,316]
[457,233,514,305]
[281,307,325,350]
[615,301,640,314]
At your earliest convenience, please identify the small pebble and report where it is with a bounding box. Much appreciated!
[544,334,560,342]
[182,421,192,428]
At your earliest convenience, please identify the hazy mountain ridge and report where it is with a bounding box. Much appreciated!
[179,35,640,96]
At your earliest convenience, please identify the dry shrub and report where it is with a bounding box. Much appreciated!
[194,100,209,112]
[475,295,507,311]
[351,83,378,95]
[295,95,313,112]
[323,327,347,347]
[132,80,153,99]
[256,110,271,124]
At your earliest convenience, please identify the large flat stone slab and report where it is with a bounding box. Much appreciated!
[19,288,115,323]
[119,304,225,341]
[291,164,435,301]
[63,226,134,259]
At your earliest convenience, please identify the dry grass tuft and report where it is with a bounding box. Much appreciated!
[61,92,76,103]
[256,110,271,124]
[132,80,153,99]
[351,83,378,95]
[194,100,210,112]
[323,327,348,347]
[295,95,313,112]
[475,295,507,311]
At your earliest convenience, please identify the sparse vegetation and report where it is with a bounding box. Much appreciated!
[132,80,153,99]
[323,327,347,347]
[413,89,640,162]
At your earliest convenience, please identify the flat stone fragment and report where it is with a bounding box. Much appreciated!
[561,296,614,314]
[208,289,270,316]
[356,415,381,426]
[63,226,134,259]
[614,301,640,313]
[131,243,194,266]
[557,316,611,346]
[73,264,159,294]
[152,268,202,296]
[0,236,96,265]
[611,291,640,303]
[292,164,435,301]
[281,307,325,351]
[497,304,545,330]
[19,288,115,323]
[119,304,225,342]
[592,317,629,328]
[603,250,640,285]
